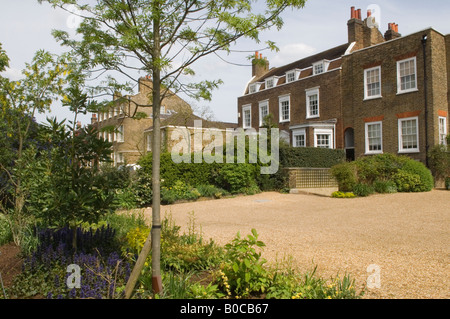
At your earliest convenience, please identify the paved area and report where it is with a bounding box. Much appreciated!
[142,190,450,299]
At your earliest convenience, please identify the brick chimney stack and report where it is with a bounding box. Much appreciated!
[252,51,269,78]
[91,113,98,125]
[384,23,401,41]
[348,6,385,51]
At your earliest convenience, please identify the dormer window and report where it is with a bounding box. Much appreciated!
[248,83,261,94]
[286,69,300,83]
[312,60,329,75]
[265,77,275,89]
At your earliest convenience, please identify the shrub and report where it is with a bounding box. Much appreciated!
[215,163,258,194]
[392,171,421,192]
[373,180,397,194]
[354,153,406,184]
[219,229,269,298]
[196,184,228,198]
[331,162,357,192]
[428,144,450,180]
[445,177,450,190]
[352,183,375,197]
[332,154,434,195]
[400,159,434,192]
[331,191,356,198]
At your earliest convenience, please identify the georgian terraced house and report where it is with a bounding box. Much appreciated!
[237,6,449,164]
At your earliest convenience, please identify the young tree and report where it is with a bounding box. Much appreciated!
[40,0,307,297]
[0,47,69,246]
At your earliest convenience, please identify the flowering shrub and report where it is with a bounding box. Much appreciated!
[331,191,356,198]
[10,226,131,299]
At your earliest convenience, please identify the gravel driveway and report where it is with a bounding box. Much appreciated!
[143,190,449,299]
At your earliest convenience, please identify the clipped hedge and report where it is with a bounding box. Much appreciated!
[280,147,346,168]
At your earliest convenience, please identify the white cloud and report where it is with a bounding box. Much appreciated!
[1,67,22,81]
[270,43,317,67]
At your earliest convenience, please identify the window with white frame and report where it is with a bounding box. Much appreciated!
[306,88,320,119]
[249,84,257,94]
[398,117,419,152]
[439,116,447,145]
[313,62,324,75]
[279,95,290,122]
[397,57,417,94]
[365,121,383,154]
[314,129,333,149]
[292,129,306,148]
[242,105,252,128]
[265,77,275,89]
[364,66,381,99]
[116,125,124,142]
[116,152,124,165]
[286,71,298,83]
[259,100,269,127]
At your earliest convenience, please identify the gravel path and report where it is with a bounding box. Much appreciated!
[142,190,450,299]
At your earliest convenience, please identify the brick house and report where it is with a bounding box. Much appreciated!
[144,110,238,154]
[94,76,192,165]
[237,6,449,165]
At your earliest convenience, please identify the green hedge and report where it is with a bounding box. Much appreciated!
[280,147,345,168]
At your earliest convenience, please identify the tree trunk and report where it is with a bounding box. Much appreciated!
[124,1,163,298]
[150,3,163,294]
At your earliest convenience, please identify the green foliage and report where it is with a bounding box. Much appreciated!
[373,179,397,194]
[215,163,258,194]
[445,177,450,190]
[332,153,434,196]
[0,213,13,245]
[279,147,345,168]
[24,119,116,232]
[354,153,407,184]
[219,229,269,298]
[392,171,422,192]
[428,144,450,180]
[330,162,357,192]
[195,184,228,199]
[400,160,434,192]
[352,183,375,197]
[331,191,356,198]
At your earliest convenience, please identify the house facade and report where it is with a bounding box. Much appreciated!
[94,76,192,165]
[144,110,238,155]
[237,6,449,164]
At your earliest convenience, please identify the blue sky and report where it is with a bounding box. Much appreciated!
[1,0,450,125]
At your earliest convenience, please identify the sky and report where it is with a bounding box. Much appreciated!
[1,0,450,126]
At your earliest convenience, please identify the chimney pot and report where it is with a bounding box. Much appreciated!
[367,9,371,17]
[351,6,355,19]
[357,9,361,20]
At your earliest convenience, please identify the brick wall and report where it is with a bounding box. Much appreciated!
[237,67,344,148]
